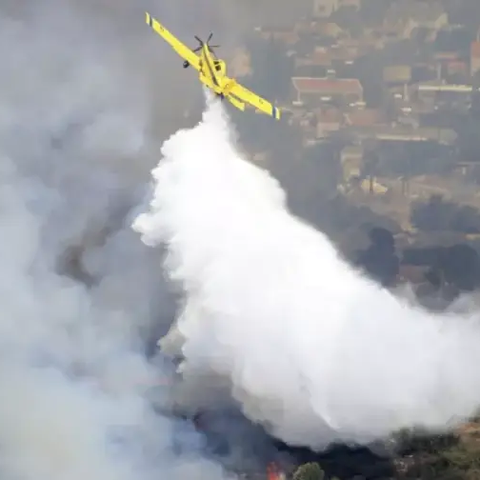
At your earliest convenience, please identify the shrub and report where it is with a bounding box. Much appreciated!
[292,462,325,480]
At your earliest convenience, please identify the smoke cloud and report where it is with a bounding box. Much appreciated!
[135,93,480,452]
[0,5,230,480]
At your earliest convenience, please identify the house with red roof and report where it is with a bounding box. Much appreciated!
[292,76,363,106]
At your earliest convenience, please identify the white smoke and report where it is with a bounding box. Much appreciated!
[134,94,480,451]
[0,6,230,480]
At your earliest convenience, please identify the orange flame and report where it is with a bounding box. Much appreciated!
[267,462,280,480]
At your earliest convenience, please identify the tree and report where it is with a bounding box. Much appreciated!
[330,6,364,38]
[245,35,293,101]
[353,53,385,107]
[394,426,480,479]
[292,462,325,480]
[410,195,480,234]
[355,227,399,287]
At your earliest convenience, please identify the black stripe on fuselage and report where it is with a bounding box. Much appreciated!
[202,48,219,87]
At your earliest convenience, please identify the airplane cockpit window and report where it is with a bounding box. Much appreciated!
[214,61,221,71]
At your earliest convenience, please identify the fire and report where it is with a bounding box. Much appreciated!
[267,462,284,480]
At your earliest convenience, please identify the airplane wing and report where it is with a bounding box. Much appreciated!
[226,81,281,120]
[145,12,201,71]
[225,94,245,112]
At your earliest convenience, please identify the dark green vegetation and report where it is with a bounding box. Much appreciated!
[286,425,480,479]
[293,462,325,480]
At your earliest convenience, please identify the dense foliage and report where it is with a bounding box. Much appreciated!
[292,462,325,480]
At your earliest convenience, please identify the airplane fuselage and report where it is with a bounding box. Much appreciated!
[184,44,229,99]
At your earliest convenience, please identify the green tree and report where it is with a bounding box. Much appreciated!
[292,462,325,480]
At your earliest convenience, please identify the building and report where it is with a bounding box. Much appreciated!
[313,0,339,18]
[292,76,363,105]
[312,0,361,17]
[414,81,477,108]
[471,41,480,77]
[315,107,344,137]
[384,1,448,40]
[383,65,412,85]
[257,26,299,45]
[345,108,383,127]
[295,48,333,76]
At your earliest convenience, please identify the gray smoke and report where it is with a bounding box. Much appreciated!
[0,4,233,480]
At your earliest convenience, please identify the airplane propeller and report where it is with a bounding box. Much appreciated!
[183,33,221,68]
[192,33,220,55]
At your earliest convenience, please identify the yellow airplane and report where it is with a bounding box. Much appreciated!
[145,12,281,120]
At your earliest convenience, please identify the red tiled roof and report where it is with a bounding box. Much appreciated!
[292,77,363,95]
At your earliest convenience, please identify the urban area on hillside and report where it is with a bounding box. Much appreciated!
[225,0,480,311]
